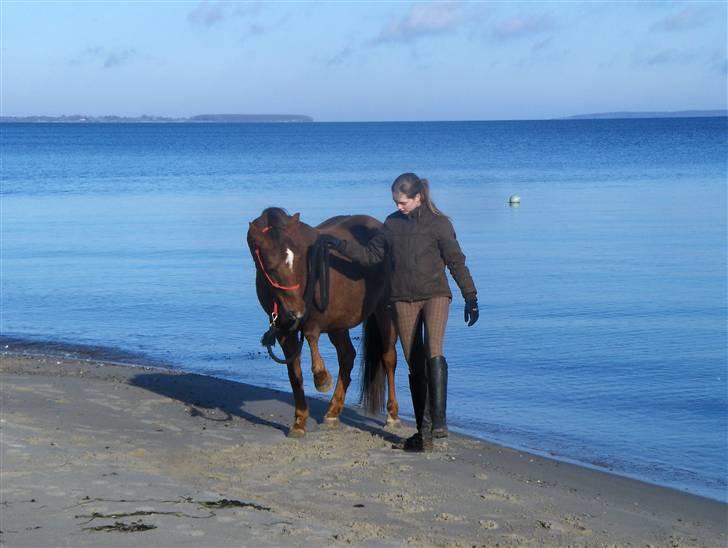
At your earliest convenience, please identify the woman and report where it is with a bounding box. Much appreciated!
[320,173,479,451]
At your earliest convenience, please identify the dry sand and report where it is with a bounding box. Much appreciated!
[1,354,726,547]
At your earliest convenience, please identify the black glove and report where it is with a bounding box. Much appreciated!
[464,294,479,326]
[317,234,344,251]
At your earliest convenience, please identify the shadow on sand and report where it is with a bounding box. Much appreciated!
[129,371,404,442]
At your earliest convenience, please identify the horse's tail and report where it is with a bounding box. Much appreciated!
[359,314,386,415]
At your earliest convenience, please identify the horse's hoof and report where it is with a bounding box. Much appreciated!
[323,417,340,429]
[385,418,401,430]
[287,428,306,439]
[314,372,333,393]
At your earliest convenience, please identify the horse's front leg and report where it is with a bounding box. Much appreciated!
[323,329,356,425]
[280,332,308,438]
[306,328,333,393]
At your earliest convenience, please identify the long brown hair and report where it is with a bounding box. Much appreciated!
[391,172,445,216]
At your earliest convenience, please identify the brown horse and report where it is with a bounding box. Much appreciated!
[247,207,400,437]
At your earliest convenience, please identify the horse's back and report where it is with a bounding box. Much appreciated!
[317,214,382,231]
[317,215,382,246]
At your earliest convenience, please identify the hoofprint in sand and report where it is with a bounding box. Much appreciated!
[1,355,726,547]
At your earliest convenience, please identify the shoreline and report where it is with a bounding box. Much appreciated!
[2,335,725,504]
[2,352,726,547]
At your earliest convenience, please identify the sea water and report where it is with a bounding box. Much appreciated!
[2,119,726,501]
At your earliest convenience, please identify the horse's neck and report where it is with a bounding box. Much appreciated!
[297,222,319,247]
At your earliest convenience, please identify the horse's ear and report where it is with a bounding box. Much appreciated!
[248,221,266,245]
[285,213,301,231]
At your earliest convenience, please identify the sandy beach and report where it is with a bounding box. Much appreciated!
[1,354,725,547]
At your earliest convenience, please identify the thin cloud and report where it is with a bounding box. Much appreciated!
[710,52,728,75]
[241,23,264,43]
[187,1,226,27]
[188,1,264,28]
[323,46,354,67]
[373,1,463,44]
[651,7,711,32]
[636,48,728,76]
[531,37,553,53]
[634,48,700,67]
[644,49,679,66]
[232,2,264,18]
[103,48,137,68]
[70,46,137,69]
[492,14,554,41]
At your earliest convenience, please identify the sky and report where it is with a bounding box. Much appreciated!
[1,1,726,121]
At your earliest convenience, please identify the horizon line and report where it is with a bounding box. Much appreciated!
[1,109,726,124]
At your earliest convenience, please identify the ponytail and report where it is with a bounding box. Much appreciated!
[391,172,446,216]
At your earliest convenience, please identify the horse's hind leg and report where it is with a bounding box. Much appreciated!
[323,329,356,425]
[306,329,333,393]
[378,305,400,429]
[279,333,308,438]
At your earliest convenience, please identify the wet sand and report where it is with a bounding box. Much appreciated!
[1,354,726,547]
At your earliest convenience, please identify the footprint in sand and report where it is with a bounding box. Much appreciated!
[562,513,592,534]
[480,488,518,502]
[435,513,466,522]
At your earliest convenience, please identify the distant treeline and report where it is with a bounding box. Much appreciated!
[0,114,314,123]
[565,110,727,120]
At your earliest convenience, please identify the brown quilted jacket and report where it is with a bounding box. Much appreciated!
[340,206,477,303]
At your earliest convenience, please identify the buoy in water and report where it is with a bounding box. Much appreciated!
[509,194,521,206]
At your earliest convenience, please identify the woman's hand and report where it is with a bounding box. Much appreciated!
[317,234,344,251]
[464,294,479,326]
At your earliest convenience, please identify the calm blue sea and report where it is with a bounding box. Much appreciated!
[2,119,726,502]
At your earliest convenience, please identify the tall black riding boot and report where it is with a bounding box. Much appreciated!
[403,372,433,452]
[427,356,448,438]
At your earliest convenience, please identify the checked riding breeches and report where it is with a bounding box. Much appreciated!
[393,297,450,450]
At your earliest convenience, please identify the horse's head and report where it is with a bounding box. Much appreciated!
[248,207,310,331]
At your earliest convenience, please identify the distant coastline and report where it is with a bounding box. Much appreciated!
[1,110,726,123]
[563,110,727,120]
[0,113,314,123]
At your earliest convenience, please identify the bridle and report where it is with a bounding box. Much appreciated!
[253,227,301,293]
[253,225,331,364]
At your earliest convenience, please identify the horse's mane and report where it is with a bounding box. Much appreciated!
[260,207,289,226]
[256,207,291,241]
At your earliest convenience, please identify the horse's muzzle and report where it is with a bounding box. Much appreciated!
[278,310,304,332]
[288,312,303,332]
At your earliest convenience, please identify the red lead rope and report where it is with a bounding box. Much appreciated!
[254,223,324,364]
[254,225,301,327]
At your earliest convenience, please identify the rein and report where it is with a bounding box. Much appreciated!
[303,236,331,314]
[256,230,332,364]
